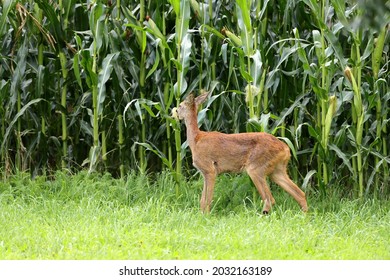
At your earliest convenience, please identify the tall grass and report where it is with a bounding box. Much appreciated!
[0,171,389,259]
[0,1,389,198]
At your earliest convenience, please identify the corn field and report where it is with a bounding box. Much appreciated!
[0,0,389,197]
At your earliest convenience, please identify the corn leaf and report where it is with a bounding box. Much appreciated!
[97,52,119,115]
[1,98,45,153]
[0,0,17,35]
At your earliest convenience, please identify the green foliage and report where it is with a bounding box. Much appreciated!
[0,0,389,198]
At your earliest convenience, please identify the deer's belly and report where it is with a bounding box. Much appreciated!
[193,154,247,174]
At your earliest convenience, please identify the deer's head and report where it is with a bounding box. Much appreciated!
[175,91,209,121]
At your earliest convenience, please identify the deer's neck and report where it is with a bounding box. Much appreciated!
[184,110,200,149]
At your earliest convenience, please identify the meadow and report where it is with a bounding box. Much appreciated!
[0,171,389,260]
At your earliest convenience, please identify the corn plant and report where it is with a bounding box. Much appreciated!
[0,0,389,198]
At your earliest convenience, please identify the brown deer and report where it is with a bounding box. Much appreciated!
[174,91,308,214]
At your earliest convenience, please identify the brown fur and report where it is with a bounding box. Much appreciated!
[176,92,308,214]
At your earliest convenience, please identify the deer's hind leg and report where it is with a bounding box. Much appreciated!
[270,162,308,212]
[246,167,275,214]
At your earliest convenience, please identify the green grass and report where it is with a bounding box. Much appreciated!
[0,171,389,260]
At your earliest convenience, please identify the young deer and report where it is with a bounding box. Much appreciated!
[174,92,308,214]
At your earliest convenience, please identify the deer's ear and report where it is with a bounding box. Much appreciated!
[185,93,195,104]
[195,90,209,106]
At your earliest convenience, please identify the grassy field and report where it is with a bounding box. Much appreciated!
[0,171,389,260]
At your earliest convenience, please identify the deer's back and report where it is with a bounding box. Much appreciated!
[191,131,289,174]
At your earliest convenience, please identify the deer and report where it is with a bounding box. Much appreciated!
[173,91,308,214]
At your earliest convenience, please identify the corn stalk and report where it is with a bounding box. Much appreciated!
[170,0,192,184]
[372,26,389,193]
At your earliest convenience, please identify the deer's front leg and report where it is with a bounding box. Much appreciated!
[200,171,216,213]
[247,167,275,214]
